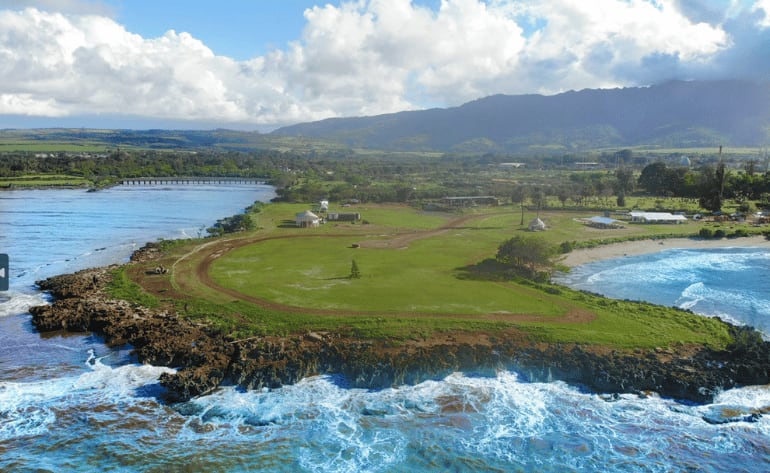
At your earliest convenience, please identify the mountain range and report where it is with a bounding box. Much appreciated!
[271,80,770,153]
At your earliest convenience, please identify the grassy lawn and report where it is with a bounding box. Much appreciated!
[518,291,733,348]
[0,174,91,187]
[113,202,752,350]
[210,234,563,315]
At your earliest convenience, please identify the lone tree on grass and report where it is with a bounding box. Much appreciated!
[349,259,361,279]
[496,235,555,280]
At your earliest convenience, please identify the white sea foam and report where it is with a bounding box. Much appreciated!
[0,291,47,318]
[0,379,59,439]
[176,372,754,471]
[32,367,755,472]
[0,350,175,441]
[178,376,408,473]
[74,350,176,396]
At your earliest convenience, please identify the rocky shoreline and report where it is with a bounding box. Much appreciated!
[29,246,770,406]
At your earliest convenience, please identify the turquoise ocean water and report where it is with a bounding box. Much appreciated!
[1,188,769,472]
[556,246,770,335]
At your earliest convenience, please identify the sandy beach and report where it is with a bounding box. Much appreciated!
[559,235,770,267]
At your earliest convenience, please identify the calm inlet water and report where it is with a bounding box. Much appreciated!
[1,187,769,472]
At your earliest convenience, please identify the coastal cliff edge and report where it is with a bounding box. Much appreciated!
[29,248,770,407]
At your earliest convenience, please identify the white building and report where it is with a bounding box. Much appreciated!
[629,212,687,224]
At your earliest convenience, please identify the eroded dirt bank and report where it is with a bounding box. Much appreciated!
[28,248,770,406]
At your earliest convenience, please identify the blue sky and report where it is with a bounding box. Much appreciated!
[108,0,342,59]
[117,0,443,59]
[1,0,769,130]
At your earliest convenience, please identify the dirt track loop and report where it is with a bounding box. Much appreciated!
[182,213,596,323]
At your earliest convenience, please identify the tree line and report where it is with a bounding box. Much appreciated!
[0,150,291,184]
[636,160,770,212]
[4,148,770,214]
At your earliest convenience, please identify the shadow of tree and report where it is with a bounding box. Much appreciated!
[456,257,545,282]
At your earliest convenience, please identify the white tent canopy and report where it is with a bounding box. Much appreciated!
[296,210,320,227]
[629,212,687,224]
[529,217,546,231]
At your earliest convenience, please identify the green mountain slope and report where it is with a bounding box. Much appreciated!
[271,80,770,153]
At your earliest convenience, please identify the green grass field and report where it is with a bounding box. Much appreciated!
[112,202,756,350]
[210,234,562,315]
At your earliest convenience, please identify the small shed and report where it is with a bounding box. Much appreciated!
[296,210,320,228]
[529,217,547,231]
[327,212,361,222]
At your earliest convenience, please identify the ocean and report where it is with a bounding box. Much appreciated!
[1,187,769,472]
[555,246,770,335]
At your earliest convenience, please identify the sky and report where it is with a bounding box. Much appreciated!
[1,0,769,130]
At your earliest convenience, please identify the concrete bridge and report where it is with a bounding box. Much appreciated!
[121,177,266,186]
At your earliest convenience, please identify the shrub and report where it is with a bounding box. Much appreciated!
[728,229,749,238]
[207,213,255,235]
[698,228,714,239]
[713,229,726,239]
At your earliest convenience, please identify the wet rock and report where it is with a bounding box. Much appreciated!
[702,405,763,425]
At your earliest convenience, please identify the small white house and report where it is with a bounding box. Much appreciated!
[319,200,329,212]
[296,210,321,228]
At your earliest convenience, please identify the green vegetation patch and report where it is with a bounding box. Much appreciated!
[107,267,160,308]
[521,288,732,349]
[0,174,91,187]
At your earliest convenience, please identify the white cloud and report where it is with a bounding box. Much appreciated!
[1,0,114,15]
[0,1,766,128]
[754,0,770,27]
[0,8,250,121]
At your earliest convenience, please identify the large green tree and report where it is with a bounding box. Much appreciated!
[496,235,555,278]
[638,162,669,196]
[699,162,727,212]
[614,167,635,195]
